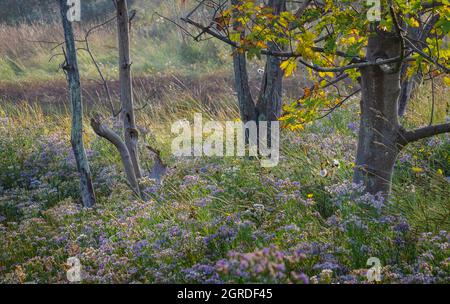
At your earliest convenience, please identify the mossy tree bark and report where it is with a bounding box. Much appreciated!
[59,0,96,208]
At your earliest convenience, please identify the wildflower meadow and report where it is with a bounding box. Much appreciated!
[0,0,449,288]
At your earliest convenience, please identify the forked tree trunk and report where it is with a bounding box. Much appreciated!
[117,0,142,179]
[59,0,96,207]
[91,1,167,196]
[354,33,403,196]
[231,0,285,145]
[91,116,140,196]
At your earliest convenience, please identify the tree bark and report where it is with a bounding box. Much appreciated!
[91,116,141,196]
[255,0,286,148]
[117,0,142,179]
[355,28,450,197]
[231,0,285,147]
[256,0,285,124]
[354,33,403,196]
[231,0,256,124]
[256,44,284,124]
[59,0,96,208]
[398,14,439,116]
[233,52,257,123]
[398,63,422,116]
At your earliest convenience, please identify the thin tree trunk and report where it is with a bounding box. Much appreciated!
[117,0,142,179]
[91,116,140,196]
[256,0,285,124]
[233,51,257,123]
[231,0,256,124]
[59,0,96,207]
[256,0,285,148]
[398,14,439,116]
[354,33,403,196]
[398,64,422,116]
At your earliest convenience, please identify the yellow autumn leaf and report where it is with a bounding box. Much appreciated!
[412,167,423,173]
[444,77,450,86]
[280,59,297,77]
[289,124,304,131]
[408,17,420,28]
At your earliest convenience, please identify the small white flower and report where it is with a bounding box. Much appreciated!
[333,159,340,168]
[253,204,265,211]
[0,117,9,126]
[319,168,328,178]
[257,68,265,75]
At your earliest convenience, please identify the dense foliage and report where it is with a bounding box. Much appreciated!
[209,0,450,129]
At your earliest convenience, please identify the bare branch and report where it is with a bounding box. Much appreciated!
[401,123,450,144]
[91,115,141,196]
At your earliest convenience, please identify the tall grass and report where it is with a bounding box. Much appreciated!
[0,3,228,83]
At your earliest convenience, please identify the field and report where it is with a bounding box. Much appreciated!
[0,3,449,284]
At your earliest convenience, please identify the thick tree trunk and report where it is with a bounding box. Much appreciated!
[59,0,96,207]
[255,0,285,148]
[117,0,142,179]
[354,34,403,196]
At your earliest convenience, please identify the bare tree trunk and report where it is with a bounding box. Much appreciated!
[255,0,285,148]
[117,0,142,179]
[233,52,257,123]
[354,33,403,196]
[398,64,422,116]
[256,50,284,123]
[59,0,96,208]
[91,116,141,196]
[231,0,285,147]
[398,15,439,116]
[231,0,256,125]
[89,1,167,196]
[256,0,285,125]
